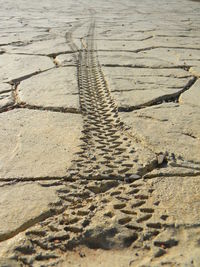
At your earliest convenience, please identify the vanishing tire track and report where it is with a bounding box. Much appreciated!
[69,20,156,181]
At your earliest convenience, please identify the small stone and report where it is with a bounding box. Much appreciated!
[79,252,86,258]
[157,153,167,165]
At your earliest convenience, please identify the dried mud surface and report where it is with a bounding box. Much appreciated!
[0,0,200,266]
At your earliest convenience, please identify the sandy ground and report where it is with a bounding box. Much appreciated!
[0,0,200,266]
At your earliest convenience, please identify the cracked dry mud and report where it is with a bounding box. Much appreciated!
[0,0,200,266]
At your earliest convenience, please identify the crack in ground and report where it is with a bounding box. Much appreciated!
[47,51,77,58]
[155,34,200,38]
[136,114,168,122]
[4,51,76,58]
[0,176,73,183]
[0,89,13,95]
[182,132,198,139]
[94,46,200,53]
[8,67,55,85]
[102,63,191,70]
[0,178,69,188]
[144,171,200,179]
[110,86,190,93]
[0,41,26,47]
[135,46,200,53]
[0,103,80,114]
[18,104,80,114]
[82,36,154,42]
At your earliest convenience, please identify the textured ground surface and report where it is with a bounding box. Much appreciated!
[0,0,200,266]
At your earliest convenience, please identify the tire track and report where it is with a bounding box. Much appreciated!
[69,20,156,181]
[12,178,172,266]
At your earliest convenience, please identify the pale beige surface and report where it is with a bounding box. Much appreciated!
[180,79,200,107]
[0,182,60,242]
[4,38,72,56]
[0,54,54,83]
[0,109,82,179]
[121,102,200,162]
[0,83,11,93]
[151,176,200,225]
[0,0,200,266]
[18,67,79,110]
[189,66,200,77]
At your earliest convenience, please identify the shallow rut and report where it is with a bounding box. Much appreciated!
[69,21,151,181]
